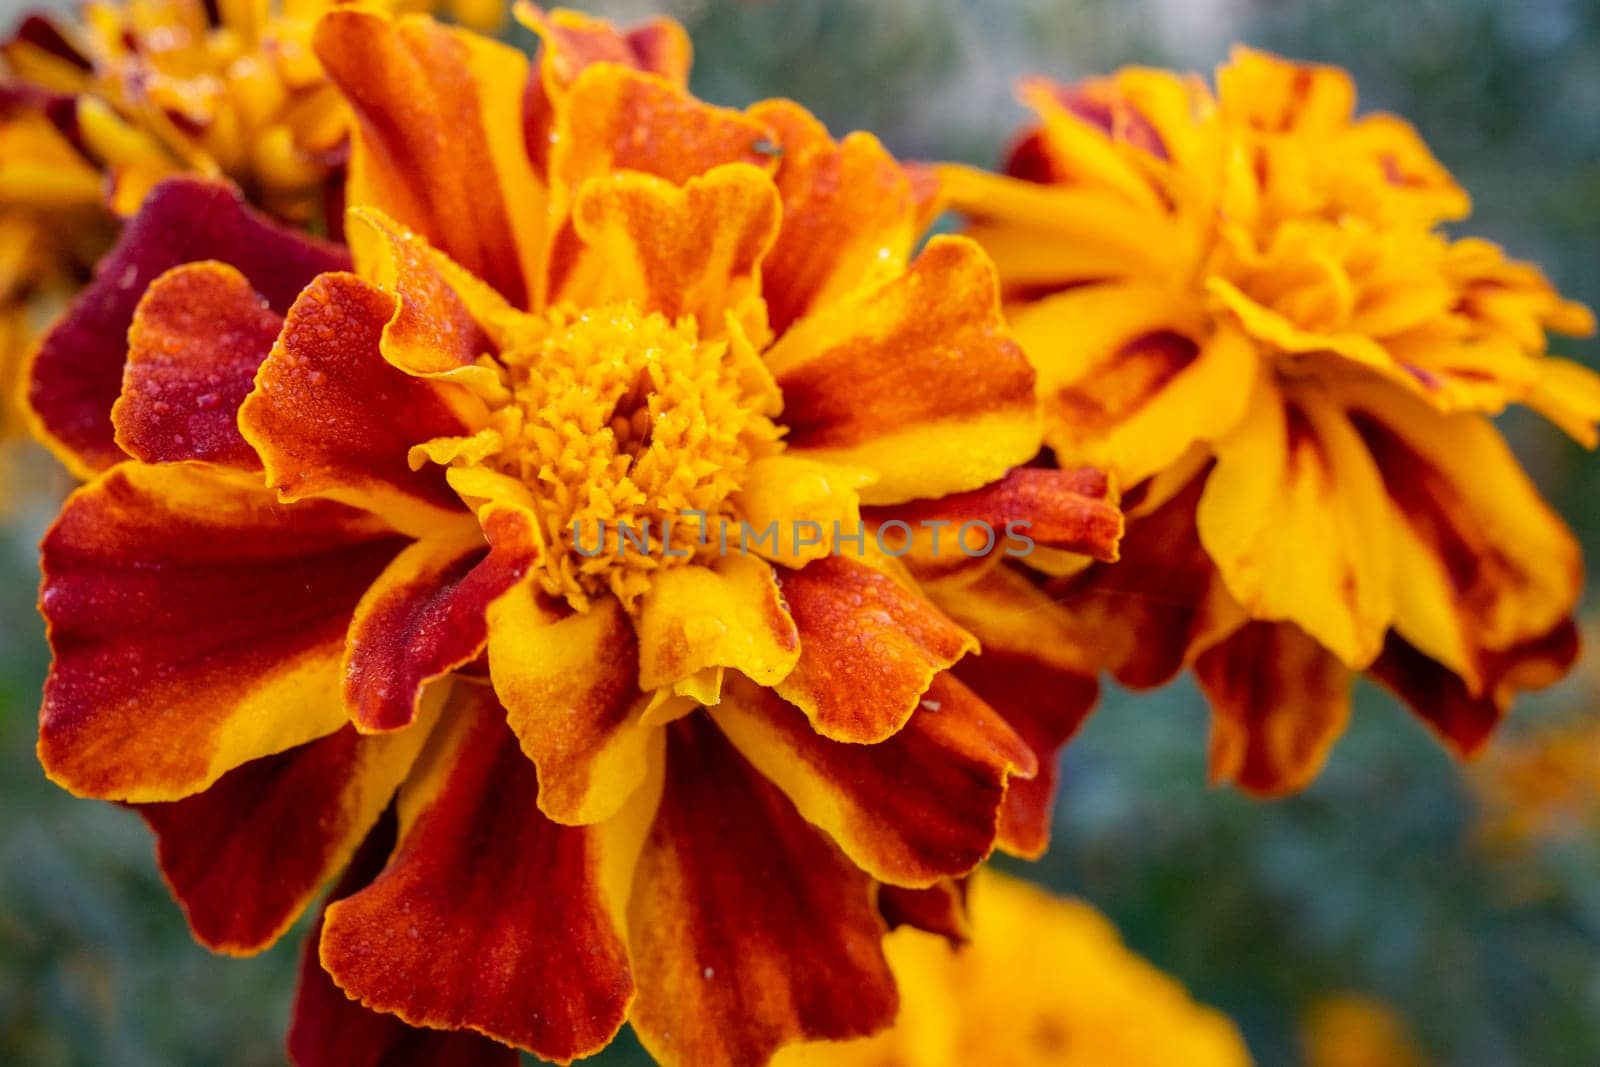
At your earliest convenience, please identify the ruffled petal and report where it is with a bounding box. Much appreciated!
[1197,620,1353,795]
[1198,375,1393,668]
[1371,623,1579,759]
[628,714,897,1067]
[712,675,1035,888]
[28,176,348,475]
[775,555,975,744]
[314,9,543,306]
[139,718,434,955]
[636,555,800,692]
[39,462,406,802]
[746,100,916,333]
[239,272,475,536]
[320,683,649,1061]
[1044,473,1244,689]
[770,236,1039,505]
[343,509,534,732]
[288,814,519,1067]
[112,261,278,469]
[562,163,780,330]
[486,590,655,826]
[929,565,1101,857]
[1342,378,1583,692]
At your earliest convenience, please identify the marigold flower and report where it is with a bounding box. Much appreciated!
[775,870,1252,1067]
[941,47,1599,794]
[1302,994,1428,1067]
[27,7,1122,1064]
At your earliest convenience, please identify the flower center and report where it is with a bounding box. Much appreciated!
[469,302,781,612]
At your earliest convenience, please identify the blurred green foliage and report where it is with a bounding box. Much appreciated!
[4,1,1599,1064]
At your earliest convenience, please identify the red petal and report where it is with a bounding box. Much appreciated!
[878,879,970,946]
[113,261,279,468]
[139,723,427,954]
[628,714,897,1067]
[28,176,348,474]
[39,463,406,802]
[320,685,636,1061]
[288,814,519,1067]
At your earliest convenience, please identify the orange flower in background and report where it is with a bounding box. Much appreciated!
[1302,994,1429,1067]
[776,870,1252,1067]
[27,7,1121,1065]
[941,46,1599,795]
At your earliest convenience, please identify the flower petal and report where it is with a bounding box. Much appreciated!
[1044,473,1244,689]
[139,717,435,955]
[878,879,970,946]
[486,590,655,826]
[112,261,278,469]
[929,564,1101,858]
[1198,375,1393,668]
[288,813,519,1067]
[770,236,1039,505]
[1371,623,1579,759]
[636,555,800,692]
[1197,620,1353,796]
[712,674,1035,888]
[39,462,406,802]
[320,683,649,1061]
[1342,378,1582,692]
[314,9,543,306]
[343,510,534,733]
[746,100,916,333]
[28,176,348,475]
[239,272,474,536]
[775,555,975,744]
[563,163,780,330]
[628,714,898,1067]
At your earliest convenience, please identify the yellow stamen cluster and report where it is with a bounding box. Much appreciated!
[480,302,781,611]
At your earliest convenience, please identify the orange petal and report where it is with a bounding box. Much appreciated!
[320,684,647,1060]
[775,555,975,744]
[771,236,1039,505]
[239,272,474,536]
[712,674,1035,888]
[39,462,407,802]
[288,814,520,1067]
[1371,623,1579,759]
[933,568,1101,858]
[112,261,278,469]
[878,879,970,946]
[1198,620,1354,796]
[1044,473,1244,689]
[343,511,533,732]
[747,100,916,333]
[563,163,780,329]
[628,714,898,1067]
[139,720,432,955]
[486,590,655,826]
[635,555,800,692]
[872,466,1123,582]
[1198,375,1393,668]
[315,9,542,306]
[28,176,348,476]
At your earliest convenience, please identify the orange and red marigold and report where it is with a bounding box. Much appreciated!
[940,46,1600,795]
[26,7,1122,1065]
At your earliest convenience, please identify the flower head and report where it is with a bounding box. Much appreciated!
[942,47,1598,794]
[29,8,1121,1064]
[775,870,1252,1067]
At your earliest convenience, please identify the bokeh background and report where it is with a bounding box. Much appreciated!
[3,0,1599,1063]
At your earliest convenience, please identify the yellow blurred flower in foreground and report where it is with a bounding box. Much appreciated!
[777,870,1251,1067]
[1303,994,1428,1067]
[942,46,1598,796]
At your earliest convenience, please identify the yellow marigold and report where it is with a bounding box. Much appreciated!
[1302,994,1429,1067]
[25,7,1122,1065]
[940,46,1599,795]
[776,870,1252,1067]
